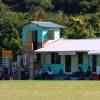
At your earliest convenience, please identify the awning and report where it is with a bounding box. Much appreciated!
[88,51,100,55]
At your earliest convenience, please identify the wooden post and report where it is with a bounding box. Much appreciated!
[17,55,21,80]
[0,50,2,65]
[30,54,34,79]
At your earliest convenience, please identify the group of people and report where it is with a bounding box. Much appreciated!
[0,67,8,80]
[34,66,65,80]
[0,65,55,80]
[0,64,94,80]
[77,66,92,79]
[0,65,17,80]
[34,66,53,80]
[21,66,29,80]
[0,65,29,80]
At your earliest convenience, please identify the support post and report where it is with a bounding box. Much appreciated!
[17,55,21,80]
[0,50,2,65]
[30,54,34,79]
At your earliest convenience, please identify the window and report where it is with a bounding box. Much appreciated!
[48,30,54,40]
[51,53,60,64]
[65,55,71,72]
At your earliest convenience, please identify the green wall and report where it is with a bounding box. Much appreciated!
[43,64,65,74]
[22,24,60,43]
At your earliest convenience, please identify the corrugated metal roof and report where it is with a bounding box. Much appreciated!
[31,21,66,28]
[35,39,100,52]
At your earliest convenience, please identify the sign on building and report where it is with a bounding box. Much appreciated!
[2,51,12,58]
[2,51,12,67]
[58,51,76,55]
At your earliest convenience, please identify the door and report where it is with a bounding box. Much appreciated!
[78,52,83,65]
[92,55,96,72]
[65,55,71,72]
[32,31,38,50]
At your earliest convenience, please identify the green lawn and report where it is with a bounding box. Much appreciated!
[0,81,100,100]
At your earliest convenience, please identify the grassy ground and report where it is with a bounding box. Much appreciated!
[0,81,100,100]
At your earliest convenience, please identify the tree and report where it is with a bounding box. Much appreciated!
[0,21,21,60]
[0,3,24,60]
[34,9,46,21]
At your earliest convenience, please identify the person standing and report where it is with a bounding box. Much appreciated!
[47,66,53,80]
[40,65,46,79]
[86,66,92,77]
[12,65,17,80]
[3,65,8,80]
[0,66,3,80]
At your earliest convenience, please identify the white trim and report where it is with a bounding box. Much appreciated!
[88,51,100,55]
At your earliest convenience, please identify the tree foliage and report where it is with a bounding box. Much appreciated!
[0,0,100,59]
[2,0,100,14]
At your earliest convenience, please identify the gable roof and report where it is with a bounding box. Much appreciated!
[30,21,66,28]
[35,39,100,53]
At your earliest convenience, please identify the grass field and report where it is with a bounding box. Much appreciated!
[0,81,100,100]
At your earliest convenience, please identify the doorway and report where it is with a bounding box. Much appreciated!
[92,55,96,72]
[32,30,38,50]
[65,55,71,72]
[78,52,83,65]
